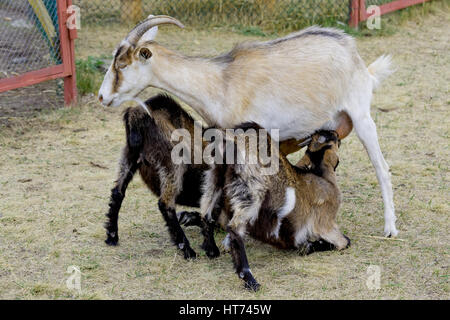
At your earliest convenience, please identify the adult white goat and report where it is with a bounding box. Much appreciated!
[98,15,398,237]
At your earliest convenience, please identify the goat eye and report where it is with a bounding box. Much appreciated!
[318,136,326,143]
[139,48,152,60]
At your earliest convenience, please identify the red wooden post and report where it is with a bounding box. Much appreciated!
[58,0,78,106]
[349,0,361,28]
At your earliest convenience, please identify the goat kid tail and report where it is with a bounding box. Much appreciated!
[367,55,394,90]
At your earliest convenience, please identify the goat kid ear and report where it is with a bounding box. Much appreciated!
[139,47,153,61]
[141,26,159,42]
[298,137,312,148]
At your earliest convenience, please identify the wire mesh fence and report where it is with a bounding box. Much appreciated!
[73,0,352,32]
[0,0,64,122]
[0,0,61,79]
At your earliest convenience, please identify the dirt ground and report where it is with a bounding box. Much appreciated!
[0,8,448,299]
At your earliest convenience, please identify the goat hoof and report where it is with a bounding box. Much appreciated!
[105,232,119,246]
[183,247,197,260]
[204,244,220,259]
[384,223,399,238]
[244,279,261,292]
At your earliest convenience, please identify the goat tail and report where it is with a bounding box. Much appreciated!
[367,55,394,90]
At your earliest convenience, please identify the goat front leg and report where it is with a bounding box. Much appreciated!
[227,227,260,291]
[158,170,196,259]
[177,210,221,259]
[177,209,220,259]
[105,152,140,246]
[200,204,221,259]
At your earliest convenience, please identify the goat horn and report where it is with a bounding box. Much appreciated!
[126,15,185,45]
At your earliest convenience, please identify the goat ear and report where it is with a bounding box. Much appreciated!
[139,47,153,61]
[140,26,159,42]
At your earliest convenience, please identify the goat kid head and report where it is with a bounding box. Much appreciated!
[98,15,184,107]
[301,131,340,171]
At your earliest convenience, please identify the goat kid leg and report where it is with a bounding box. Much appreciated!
[227,227,260,291]
[177,210,220,258]
[200,203,222,259]
[319,227,351,251]
[350,111,398,237]
[306,228,350,254]
[105,154,140,246]
[158,200,197,259]
[177,211,202,227]
[199,217,220,259]
[158,170,196,259]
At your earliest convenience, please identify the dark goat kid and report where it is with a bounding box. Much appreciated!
[198,125,350,290]
[104,94,220,259]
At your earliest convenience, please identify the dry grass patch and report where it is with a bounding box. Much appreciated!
[0,7,449,299]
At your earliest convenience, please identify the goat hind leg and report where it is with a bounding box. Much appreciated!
[350,111,398,237]
[158,200,197,259]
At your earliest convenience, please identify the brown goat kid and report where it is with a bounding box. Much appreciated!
[199,125,350,291]
[104,94,219,259]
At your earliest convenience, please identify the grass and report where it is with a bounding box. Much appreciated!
[75,57,106,96]
[0,4,449,299]
[74,0,449,35]
[76,0,350,32]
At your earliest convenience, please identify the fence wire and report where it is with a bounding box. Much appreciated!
[0,0,63,119]
[0,0,61,79]
[73,0,352,32]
